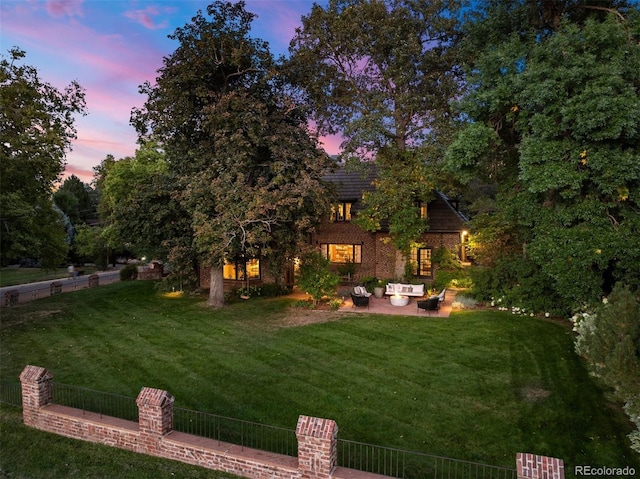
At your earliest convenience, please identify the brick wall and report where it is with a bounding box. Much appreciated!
[517,453,565,479]
[20,365,563,479]
[311,224,463,282]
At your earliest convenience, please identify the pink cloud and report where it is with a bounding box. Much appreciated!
[45,0,83,18]
[123,5,172,30]
[62,164,95,184]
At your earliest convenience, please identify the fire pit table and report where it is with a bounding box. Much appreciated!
[389,295,410,307]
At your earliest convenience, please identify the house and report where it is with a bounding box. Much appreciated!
[311,166,468,282]
[198,165,468,290]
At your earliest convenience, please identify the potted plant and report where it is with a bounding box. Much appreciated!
[360,275,376,292]
[374,278,388,299]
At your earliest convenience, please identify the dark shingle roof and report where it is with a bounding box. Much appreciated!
[322,164,377,200]
[323,165,468,232]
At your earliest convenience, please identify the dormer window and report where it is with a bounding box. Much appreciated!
[415,201,427,219]
[331,202,352,222]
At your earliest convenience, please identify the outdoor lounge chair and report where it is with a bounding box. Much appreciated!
[353,286,372,297]
[417,296,440,315]
[351,292,370,309]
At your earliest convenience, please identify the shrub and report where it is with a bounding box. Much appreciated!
[336,259,356,281]
[451,294,478,309]
[359,275,377,292]
[329,299,343,311]
[572,284,640,453]
[296,252,340,306]
[119,264,138,281]
[468,257,566,316]
[434,268,473,290]
[432,247,462,270]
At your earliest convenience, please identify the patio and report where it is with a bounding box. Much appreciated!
[338,289,457,317]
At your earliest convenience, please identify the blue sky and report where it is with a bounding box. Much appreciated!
[1,0,338,183]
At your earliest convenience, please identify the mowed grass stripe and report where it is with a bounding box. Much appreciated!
[1,282,638,474]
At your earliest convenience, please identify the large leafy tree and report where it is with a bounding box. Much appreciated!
[54,174,97,225]
[288,0,463,256]
[447,1,640,308]
[97,142,188,262]
[0,48,86,267]
[131,1,332,306]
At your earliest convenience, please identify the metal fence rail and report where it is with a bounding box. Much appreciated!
[0,381,22,408]
[338,439,517,479]
[0,380,517,479]
[174,406,298,457]
[51,382,139,421]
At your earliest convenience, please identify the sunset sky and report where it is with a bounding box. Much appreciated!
[1,0,340,184]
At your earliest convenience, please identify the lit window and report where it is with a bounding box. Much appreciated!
[331,202,352,222]
[320,244,362,263]
[223,258,260,280]
[415,201,427,219]
[411,248,432,278]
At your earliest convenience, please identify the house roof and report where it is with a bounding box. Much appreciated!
[323,164,377,200]
[323,165,468,232]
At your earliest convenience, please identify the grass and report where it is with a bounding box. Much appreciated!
[1,281,638,478]
[0,406,235,479]
[0,266,97,287]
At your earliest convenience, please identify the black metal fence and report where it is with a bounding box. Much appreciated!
[51,382,139,421]
[0,380,517,479]
[173,406,298,457]
[0,381,22,408]
[338,439,517,479]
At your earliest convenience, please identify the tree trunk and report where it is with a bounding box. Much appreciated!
[208,264,225,308]
[394,250,406,279]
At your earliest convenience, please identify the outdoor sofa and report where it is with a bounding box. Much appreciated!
[385,283,425,297]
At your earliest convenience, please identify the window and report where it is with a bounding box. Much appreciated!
[320,244,362,263]
[331,202,352,222]
[411,248,432,278]
[223,258,260,280]
[414,201,427,219]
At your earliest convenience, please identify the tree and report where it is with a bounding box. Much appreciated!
[446,2,640,309]
[74,224,109,270]
[54,174,96,225]
[0,48,86,267]
[574,285,640,453]
[288,0,463,257]
[98,142,181,259]
[131,1,332,306]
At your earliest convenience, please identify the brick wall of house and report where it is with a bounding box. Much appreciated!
[311,222,380,281]
[19,365,564,479]
[311,224,463,282]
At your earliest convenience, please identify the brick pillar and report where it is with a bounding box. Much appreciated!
[136,387,174,454]
[296,415,338,479]
[19,365,53,427]
[517,453,565,479]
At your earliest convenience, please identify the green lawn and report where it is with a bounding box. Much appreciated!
[1,282,638,478]
[0,407,235,479]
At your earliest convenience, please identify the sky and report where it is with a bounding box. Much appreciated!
[1,0,340,184]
